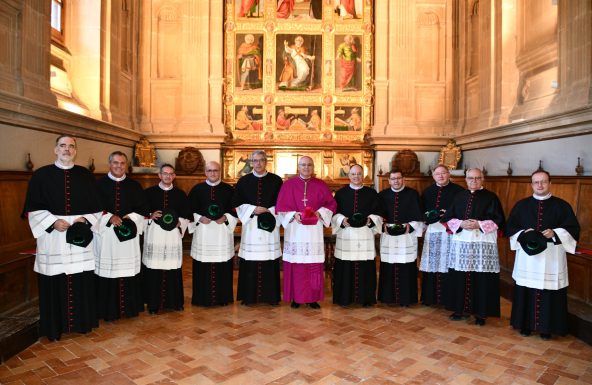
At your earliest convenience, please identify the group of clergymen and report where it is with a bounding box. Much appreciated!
[24,135,580,342]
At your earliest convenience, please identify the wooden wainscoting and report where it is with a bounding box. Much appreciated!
[0,172,39,363]
[378,174,592,305]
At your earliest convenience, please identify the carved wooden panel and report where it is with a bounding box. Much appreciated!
[577,182,592,249]
[567,255,591,303]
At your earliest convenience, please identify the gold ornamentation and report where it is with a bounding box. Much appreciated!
[438,139,462,170]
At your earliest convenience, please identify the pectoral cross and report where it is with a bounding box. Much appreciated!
[302,179,309,206]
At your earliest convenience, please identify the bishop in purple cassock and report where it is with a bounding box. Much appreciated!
[276,156,337,309]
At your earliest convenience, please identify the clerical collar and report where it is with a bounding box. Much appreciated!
[108,172,126,182]
[349,183,363,190]
[436,181,450,187]
[469,187,484,193]
[391,186,405,193]
[299,175,312,181]
[54,161,74,170]
[533,192,552,200]
[253,170,268,178]
[206,179,221,186]
[159,182,173,191]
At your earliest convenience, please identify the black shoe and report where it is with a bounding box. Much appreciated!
[308,302,321,309]
[291,301,300,309]
[520,328,531,337]
[475,317,486,326]
[449,312,463,321]
[540,333,552,341]
[269,302,279,307]
[362,303,371,308]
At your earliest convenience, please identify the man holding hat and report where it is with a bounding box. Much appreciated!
[443,167,505,326]
[419,164,464,306]
[143,164,189,314]
[188,161,237,306]
[507,170,580,340]
[276,156,337,309]
[23,135,102,340]
[96,151,148,321]
[378,169,424,307]
[331,164,382,307]
[233,150,283,306]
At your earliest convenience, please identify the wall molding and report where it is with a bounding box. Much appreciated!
[0,91,140,146]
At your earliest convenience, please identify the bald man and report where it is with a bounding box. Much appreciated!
[276,156,337,309]
[188,161,237,307]
[331,164,382,307]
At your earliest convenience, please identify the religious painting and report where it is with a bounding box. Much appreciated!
[224,1,373,146]
[438,139,462,170]
[277,0,323,20]
[333,151,365,179]
[335,34,362,92]
[236,0,264,18]
[333,106,362,131]
[235,151,254,178]
[275,105,322,131]
[333,0,363,20]
[235,105,264,130]
[276,34,322,92]
[274,151,323,179]
[236,33,263,91]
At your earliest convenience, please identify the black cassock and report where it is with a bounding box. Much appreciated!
[378,187,423,306]
[507,196,580,336]
[420,182,464,306]
[143,185,189,313]
[188,181,235,306]
[332,186,383,307]
[96,176,148,321]
[24,165,102,341]
[233,173,283,305]
[443,189,505,319]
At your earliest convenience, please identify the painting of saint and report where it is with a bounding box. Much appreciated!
[281,0,323,20]
[236,34,263,90]
[276,0,294,18]
[334,106,362,131]
[335,34,362,92]
[236,0,264,18]
[236,153,253,177]
[276,34,322,91]
[337,153,359,177]
[275,106,321,131]
[235,105,263,130]
[334,0,362,19]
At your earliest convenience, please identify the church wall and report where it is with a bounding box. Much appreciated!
[460,134,592,176]
[0,124,132,172]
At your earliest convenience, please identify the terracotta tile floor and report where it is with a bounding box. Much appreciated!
[2,257,592,385]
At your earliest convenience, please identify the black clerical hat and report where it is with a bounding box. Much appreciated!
[257,212,276,233]
[349,212,368,228]
[206,203,223,220]
[66,222,93,248]
[385,223,406,236]
[518,230,548,256]
[425,209,444,225]
[114,218,137,242]
[156,208,179,231]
